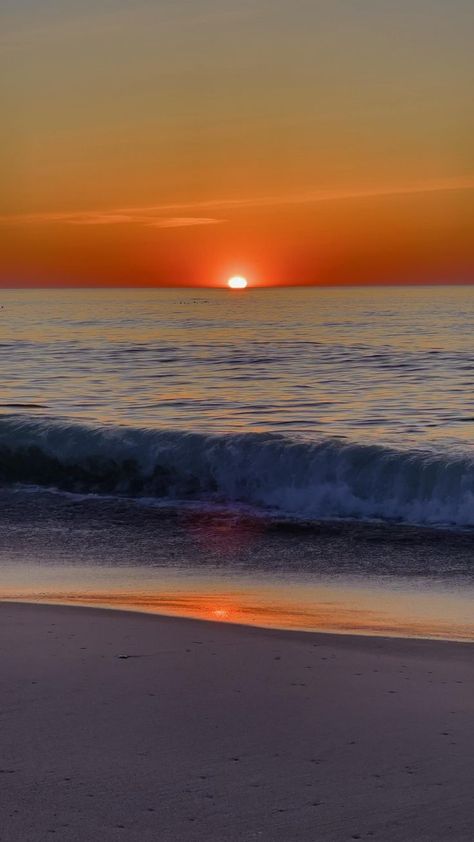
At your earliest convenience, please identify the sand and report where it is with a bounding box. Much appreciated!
[0,602,472,841]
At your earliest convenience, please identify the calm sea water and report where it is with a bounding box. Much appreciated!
[0,286,473,639]
[2,286,474,446]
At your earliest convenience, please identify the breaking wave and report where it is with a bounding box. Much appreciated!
[0,415,474,527]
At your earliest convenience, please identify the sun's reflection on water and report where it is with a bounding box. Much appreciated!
[2,581,473,642]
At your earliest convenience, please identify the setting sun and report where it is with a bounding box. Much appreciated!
[227,276,248,289]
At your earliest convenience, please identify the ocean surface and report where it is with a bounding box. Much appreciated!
[0,286,473,640]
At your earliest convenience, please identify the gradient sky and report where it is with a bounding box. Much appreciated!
[1,0,473,287]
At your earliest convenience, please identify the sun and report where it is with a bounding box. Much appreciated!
[227,276,248,289]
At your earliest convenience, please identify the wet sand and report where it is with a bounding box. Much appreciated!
[0,602,473,841]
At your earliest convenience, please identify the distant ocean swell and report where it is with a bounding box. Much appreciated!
[0,415,474,527]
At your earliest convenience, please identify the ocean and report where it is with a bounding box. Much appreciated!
[1,286,473,640]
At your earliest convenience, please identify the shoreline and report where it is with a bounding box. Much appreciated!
[1,485,473,647]
[2,594,474,645]
[1,601,473,840]
[3,595,474,647]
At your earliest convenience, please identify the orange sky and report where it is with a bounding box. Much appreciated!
[1,0,473,287]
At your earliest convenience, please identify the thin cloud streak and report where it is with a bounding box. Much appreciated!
[2,212,225,228]
[149,217,225,228]
[67,214,224,228]
[1,175,473,227]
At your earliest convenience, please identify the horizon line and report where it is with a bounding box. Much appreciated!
[1,281,473,290]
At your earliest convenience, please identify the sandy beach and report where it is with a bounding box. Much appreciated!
[0,603,472,841]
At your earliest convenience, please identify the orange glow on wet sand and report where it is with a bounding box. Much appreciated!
[2,585,473,642]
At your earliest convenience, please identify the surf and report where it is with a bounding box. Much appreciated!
[0,414,474,527]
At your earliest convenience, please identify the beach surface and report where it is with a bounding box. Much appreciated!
[0,603,472,841]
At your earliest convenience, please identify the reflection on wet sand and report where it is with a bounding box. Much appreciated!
[3,587,473,642]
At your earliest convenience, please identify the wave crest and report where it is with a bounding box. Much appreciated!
[0,415,473,526]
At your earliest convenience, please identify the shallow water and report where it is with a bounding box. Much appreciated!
[0,488,473,641]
